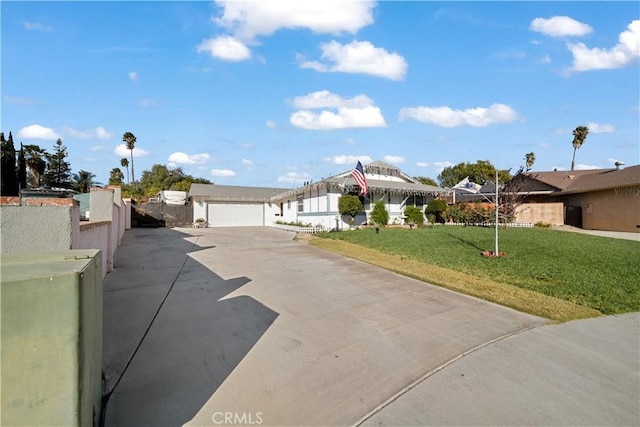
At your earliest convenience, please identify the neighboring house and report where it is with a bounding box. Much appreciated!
[514,165,640,232]
[190,184,290,227]
[272,161,447,229]
[190,161,447,229]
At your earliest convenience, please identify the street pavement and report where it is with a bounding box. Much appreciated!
[102,227,639,427]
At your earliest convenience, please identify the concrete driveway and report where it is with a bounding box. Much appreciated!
[102,227,638,426]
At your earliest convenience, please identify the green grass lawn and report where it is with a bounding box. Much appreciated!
[314,226,640,316]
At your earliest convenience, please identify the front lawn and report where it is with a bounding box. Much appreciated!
[311,226,639,320]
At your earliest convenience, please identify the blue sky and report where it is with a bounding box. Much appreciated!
[2,1,639,188]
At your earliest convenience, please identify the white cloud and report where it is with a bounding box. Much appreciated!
[416,162,429,168]
[3,95,36,105]
[62,126,114,140]
[242,159,254,170]
[197,36,251,61]
[167,152,210,165]
[540,54,552,64]
[324,155,372,165]
[128,71,138,81]
[17,124,60,140]
[140,98,157,107]
[299,40,407,81]
[291,106,386,130]
[212,0,375,41]
[210,168,236,177]
[114,144,150,157]
[530,16,593,37]
[265,120,277,129]
[567,20,640,72]
[575,163,601,170]
[434,161,454,173]
[399,103,519,127]
[277,171,312,184]
[384,155,405,164]
[345,138,356,145]
[24,22,52,31]
[586,122,615,133]
[290,90,386,130]
[291,90,374,109]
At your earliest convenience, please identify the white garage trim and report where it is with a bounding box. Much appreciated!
[207,202,264,227]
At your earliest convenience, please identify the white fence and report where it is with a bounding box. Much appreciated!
[444,222,534,228]
[270,224,327,234]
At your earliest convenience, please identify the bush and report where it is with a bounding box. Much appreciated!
[443,203,493,224]
[426,199,448,223]
[370,200,389,227]
[404,206,425,226]
[534,221,552,228]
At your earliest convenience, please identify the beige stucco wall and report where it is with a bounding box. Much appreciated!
[515,202,564,225]
[564,187,640,232]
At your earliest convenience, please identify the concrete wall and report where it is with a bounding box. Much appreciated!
[1,250,102,427]
[515,202,564,226]
[1,186,130,279]
[0,197,79,253]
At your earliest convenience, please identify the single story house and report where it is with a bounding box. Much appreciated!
[189,161,448,229]
[511,165,640,232]
[272,161,447,228]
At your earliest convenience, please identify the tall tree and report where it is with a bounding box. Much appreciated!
[17,143,27,191]
[109,167,124,185]
[44,138,72,188]
[122,132,136,185]
[414,176,440,187]
[120,157,130,184]
[524,152,536,172]
[24,144,47,188]
[1,132,19,196]
[73,170,96,193]
[570,126,589,171]
[437,160,511,188]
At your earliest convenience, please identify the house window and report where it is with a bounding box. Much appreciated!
[297,196,303,213]
[288,200,291,209]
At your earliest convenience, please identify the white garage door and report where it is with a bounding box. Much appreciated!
[207,202,264,227]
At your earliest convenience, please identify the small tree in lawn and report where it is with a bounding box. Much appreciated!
[370,200,389,227]
[338,194,364,228]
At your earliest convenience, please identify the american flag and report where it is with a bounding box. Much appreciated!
[351,161,368,195]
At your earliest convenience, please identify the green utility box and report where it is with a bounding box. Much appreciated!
[1,250,103,427]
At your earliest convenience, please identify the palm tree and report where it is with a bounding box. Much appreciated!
[109,167,124,185]
[122,132,136,184]
[524,152,535,172]
[570,126,589,171]
[73,170,96,193]
[120,157,130,184]
[24,144,47,188]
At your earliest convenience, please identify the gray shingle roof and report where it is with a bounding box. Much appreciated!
[189,183,290,201]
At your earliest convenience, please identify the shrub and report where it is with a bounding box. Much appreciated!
[443,202,493,224]
[370,200,389,227]
[338,194,364,219]
[404,206,425,226]
[534,221,552,228]
[426,199,448,223]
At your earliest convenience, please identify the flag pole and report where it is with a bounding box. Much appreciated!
[495,167,499,255]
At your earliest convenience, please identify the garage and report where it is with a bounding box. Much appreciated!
[207,202,264,227]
